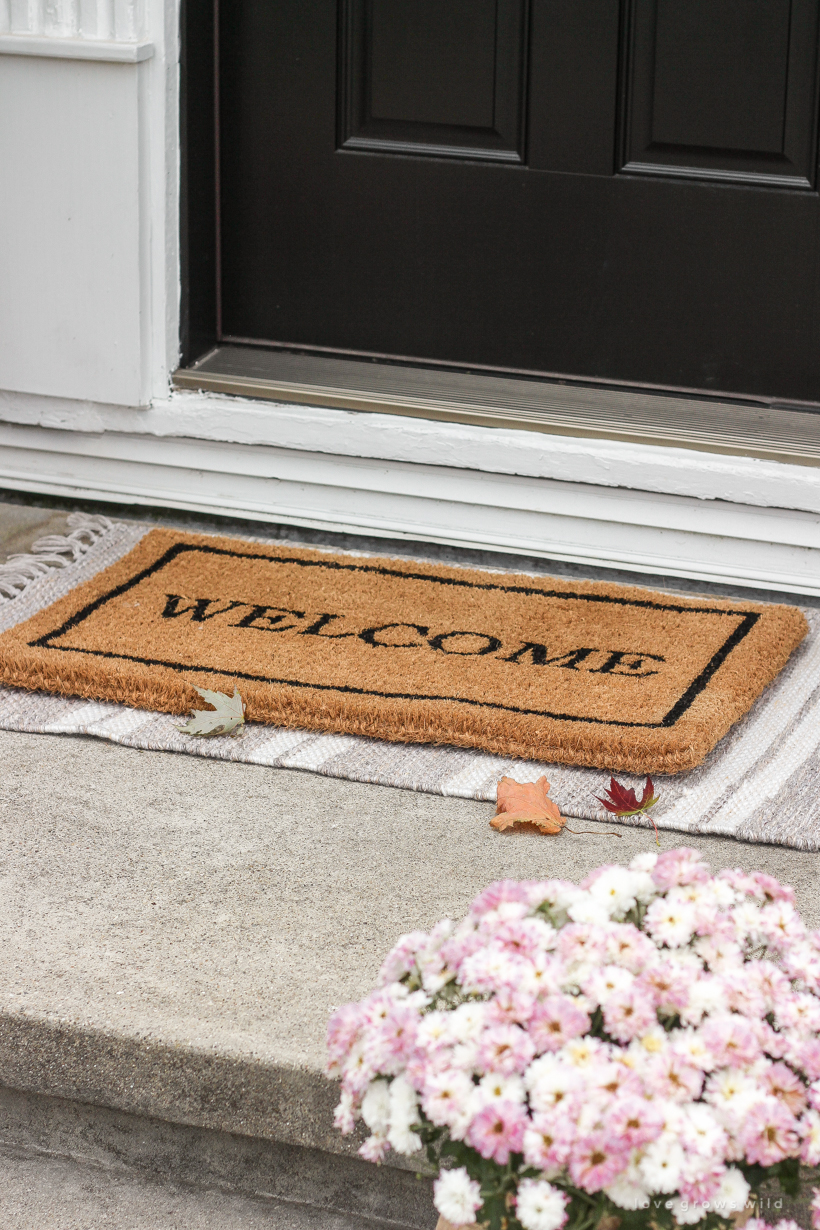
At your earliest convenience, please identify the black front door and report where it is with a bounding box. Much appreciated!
[209,1,820,403]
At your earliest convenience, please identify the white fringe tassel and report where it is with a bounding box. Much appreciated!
[0,513,114,601]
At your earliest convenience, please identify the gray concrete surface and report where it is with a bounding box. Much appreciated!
[0,729,818,1127]
[0,495,818,1224]
[0,500,71,559]
[0,1086,435,1228]
[0,1145,394,1230]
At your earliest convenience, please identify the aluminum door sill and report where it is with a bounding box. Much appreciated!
[173,346,820,468]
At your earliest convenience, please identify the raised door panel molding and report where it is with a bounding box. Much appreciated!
[621,0,820,187]
[338,0,529,162]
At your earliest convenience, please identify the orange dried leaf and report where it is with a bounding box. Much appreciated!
[491,775,566,835]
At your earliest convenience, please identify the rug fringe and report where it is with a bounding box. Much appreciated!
[0,514,114,601]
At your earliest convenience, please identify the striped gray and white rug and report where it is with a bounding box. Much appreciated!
[1,515,819,850]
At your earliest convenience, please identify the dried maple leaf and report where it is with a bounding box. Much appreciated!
[596,775,659,816]
[491,775,566,835]
[176,685,246,738]
[595,775,660,842]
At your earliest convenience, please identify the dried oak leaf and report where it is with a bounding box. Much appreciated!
[491,775,566,835]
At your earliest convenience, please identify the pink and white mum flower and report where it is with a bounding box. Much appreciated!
[327,850,820,1230]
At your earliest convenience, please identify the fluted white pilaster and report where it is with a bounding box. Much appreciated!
[0,0,141,41]
[10,0,43,34]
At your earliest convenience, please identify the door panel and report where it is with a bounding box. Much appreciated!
[217,0,820,403]
[623,0,820,185]
[339,0,528,161]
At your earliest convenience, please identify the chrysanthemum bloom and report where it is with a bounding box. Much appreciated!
[810,1187,820,1229]
[492,916,557,960]
[332,1087,355,1133]
[738,1099,800,1166]
[477,1070,524,1102]
[651,847,710,890]
[605,1167,651,1212]
[750,872,797,904]
[603,987,656,1042]
[422,1069,476,1134]
[581,866,643,918]
[374,1002,421,1068]
[800,1108,820,1165]
[705,1167,750,1216]
[328,850,820,1227]
[459,945,530,996]
[515,1178,569,1230]
[644,896,698,948]
[677,1168,723,1207]
[764,1061,807,1115]
[587,1058,642,1100]
[704,1068,762,1130]
[637,961,693,1014]
[650,1051,704,1103]
[340,1038,375,1096]
[797,1037,820,1081]
[378,930,428,985]
[476,1022,535,1075]
[761,901,806,949]
[639,1138,686,1193]
[525,1055,582,1114]
[584,963,634,1005]
[466,1100,526,1164]
[529,995,590,1053]
[557,923,607,967]
[325,1003,362,1075]
[568,1130,629,1191]
[679,1103,726,1158]
[605,922,656,972]
[670,1027,715,1073]
[523,1112,574,1170]
[700,1013,761,1067]
[361,1079,390,1135]
[387,1074,421,1155]
[469,878,542,917]
[608,1096,664,1148]
[433,1166,482,1227]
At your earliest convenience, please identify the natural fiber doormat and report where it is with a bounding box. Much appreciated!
[0,526,807,773]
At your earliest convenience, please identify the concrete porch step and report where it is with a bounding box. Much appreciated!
[0,1085,432,1229]
[0,1143,393,1230]
[1,729,818,1224]
[0,499,818,1225]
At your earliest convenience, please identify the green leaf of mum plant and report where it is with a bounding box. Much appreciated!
[176,685,246,738]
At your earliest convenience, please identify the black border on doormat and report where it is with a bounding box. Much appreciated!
[30,543,760,731]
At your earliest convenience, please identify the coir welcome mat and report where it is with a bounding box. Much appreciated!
[0,528,808,773]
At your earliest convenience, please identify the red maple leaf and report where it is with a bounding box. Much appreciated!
[595,776,660,843]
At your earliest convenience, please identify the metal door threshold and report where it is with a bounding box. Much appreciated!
[173,346,820,467]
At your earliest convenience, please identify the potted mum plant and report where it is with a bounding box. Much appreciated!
[326,848,820,1230]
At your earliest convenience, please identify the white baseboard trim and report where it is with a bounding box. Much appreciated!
[0,420,818,595]
[4,386,820,512]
